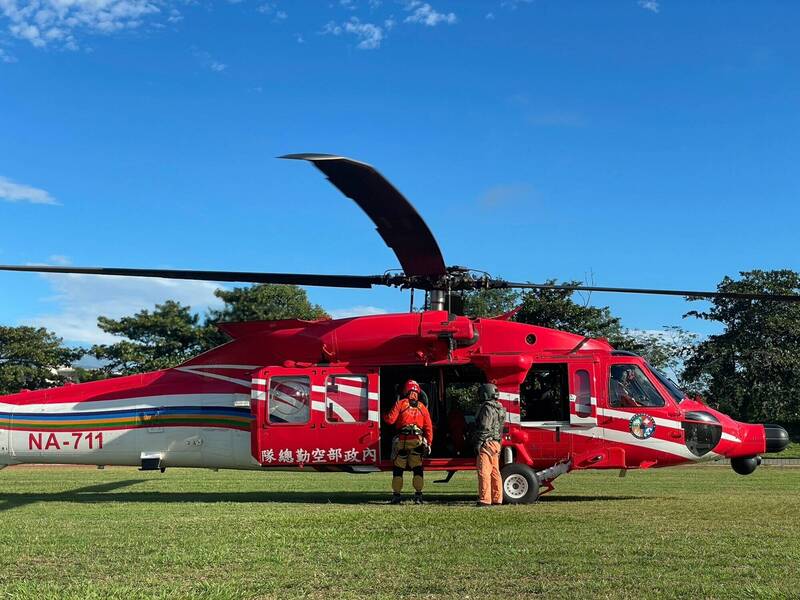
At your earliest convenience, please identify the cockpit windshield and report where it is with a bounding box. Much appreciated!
[647,364,689,403]
[609,364,665,408]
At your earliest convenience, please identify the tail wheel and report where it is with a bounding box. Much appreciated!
[501,463,540,504]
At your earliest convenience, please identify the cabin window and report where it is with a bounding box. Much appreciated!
[574,369,592,418]
[325,375,369,423]
[268,376,311,424]
[609,365,665,408]
[520,363,569,422]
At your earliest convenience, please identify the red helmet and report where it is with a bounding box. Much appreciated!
[402,379,421,397]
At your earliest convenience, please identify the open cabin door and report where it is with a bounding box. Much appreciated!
[568,361,598,427]
[251,367,380,468]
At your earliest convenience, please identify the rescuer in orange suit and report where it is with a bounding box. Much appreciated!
[384,379,433,504]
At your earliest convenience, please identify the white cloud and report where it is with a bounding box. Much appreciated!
[27,271,224,345]
[403,1,456,26]
[257,2,286,21]
[0,47,17,62]
[329,305,388,319]
[0,0,162,49]
[322,16,384,50]
[322,20,341,35]
[192,47,227,72]
[166,8,181,23]
[485,12,494,20]
[478,183,533,208]
[0,176,57,204]
[638,1,659,13]
[500,0,533,8]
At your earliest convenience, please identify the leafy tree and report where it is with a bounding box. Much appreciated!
[91,301,211,375]
[462,288,520,318]
[0,326,83,394]
[204,284,329,347]
[514,281,625,340]
[683,270,800,426]
[209,284,327,323]
[91,285,329,374]
[616,326,698,377]
[467,282,696,372]
[69,366,110,384]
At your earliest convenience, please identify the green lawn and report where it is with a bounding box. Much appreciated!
[0,465,798,599]
[764,441,800,458]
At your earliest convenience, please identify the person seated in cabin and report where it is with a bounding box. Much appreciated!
[520,368,564,421]
[610,367,642,408]
[537,373,563,420]
[384,379,434,505]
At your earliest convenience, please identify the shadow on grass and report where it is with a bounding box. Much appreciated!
[0,479,146,512]
[0,479,656,510]
[539,494,666,502]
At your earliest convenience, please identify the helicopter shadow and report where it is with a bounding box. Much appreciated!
[538,494,666,503]
[0,479,145,512]
[0,480,658,510]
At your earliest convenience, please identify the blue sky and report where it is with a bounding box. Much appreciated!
[1,0,799,346]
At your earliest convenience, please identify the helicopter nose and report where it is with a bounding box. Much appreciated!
[764,424,790,453]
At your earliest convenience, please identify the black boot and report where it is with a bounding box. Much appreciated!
[413,492,424,505]
[389,493,402,505]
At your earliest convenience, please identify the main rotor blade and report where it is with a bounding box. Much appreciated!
[500,281,800,302]
[281,153,447,278]
[0,265,384,289]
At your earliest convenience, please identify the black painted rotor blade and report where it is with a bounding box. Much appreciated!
[0,265,384,289]
[281,153,447,277]
[498,281,800,302]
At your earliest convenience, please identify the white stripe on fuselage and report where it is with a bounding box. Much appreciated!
[596,407,683,431]
[0,393,251,414]
[175,367,251,388]
[516,421,720,462]
[569,426,721,462]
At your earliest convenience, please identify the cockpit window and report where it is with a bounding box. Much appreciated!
[609,365,665,408]
[647,364,688,403]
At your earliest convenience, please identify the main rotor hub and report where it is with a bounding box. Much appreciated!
[385,266,498,294]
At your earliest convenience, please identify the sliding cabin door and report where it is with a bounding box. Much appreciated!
[251,367,380,467]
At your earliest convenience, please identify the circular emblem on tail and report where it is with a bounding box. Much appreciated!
[629,414,656,440]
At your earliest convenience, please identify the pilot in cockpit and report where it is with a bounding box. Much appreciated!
[610,366,641,408]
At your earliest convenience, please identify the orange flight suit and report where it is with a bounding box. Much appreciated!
[477,441,503,505]
[384,398,433,446]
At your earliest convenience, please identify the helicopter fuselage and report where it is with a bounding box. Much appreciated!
[0,310,788,500]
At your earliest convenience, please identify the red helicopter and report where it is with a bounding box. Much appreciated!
[0,154,792,503]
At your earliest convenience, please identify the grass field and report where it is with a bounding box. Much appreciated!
[764,441,800,458]
[1,465,798,599]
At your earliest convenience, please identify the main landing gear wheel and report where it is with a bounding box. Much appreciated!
[501,463,540,504]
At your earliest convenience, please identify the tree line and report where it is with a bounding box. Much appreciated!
[2,270,799,430]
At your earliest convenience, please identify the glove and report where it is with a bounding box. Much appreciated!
[421,439,431,457]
